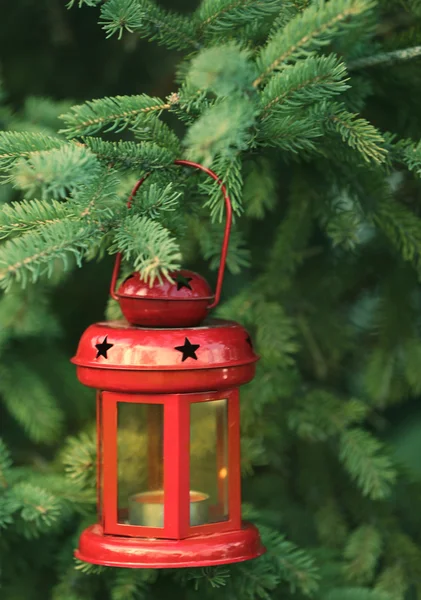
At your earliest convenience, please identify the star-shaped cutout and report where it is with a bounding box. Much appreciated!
[175,337,200,362]
[246,336,253,349]
[95,336,114,359]
[175,273,193,291]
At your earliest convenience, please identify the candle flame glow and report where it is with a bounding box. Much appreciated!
[219,467,228,479]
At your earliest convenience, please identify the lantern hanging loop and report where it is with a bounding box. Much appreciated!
[110,160,232,310]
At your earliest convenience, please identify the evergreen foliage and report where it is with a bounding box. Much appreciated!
[2,0,421,598]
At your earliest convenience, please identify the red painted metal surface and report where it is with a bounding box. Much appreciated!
[110,160,232,325]
[75,522,265,568]
[72,318,257,371]
[228,391,242,530]
[164,397,190,539]
[75,363,256,394]
[117,270,213,327]
[96,393,102,524]
[72,318,258,392]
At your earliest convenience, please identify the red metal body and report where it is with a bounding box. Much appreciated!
[96,390,241,539]
[72,161,265,568]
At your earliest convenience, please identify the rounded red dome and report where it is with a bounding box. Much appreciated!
[116,270,213,327]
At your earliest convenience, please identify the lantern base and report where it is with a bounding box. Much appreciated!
[75,522,265,568]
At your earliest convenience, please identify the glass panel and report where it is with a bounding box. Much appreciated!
[117,403,164,527]
[190,399,229,525]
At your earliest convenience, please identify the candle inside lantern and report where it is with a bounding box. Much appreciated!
[128,490,209,527]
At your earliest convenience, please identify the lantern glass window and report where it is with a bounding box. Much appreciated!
[190,399,229,526]
[117,402,164,527]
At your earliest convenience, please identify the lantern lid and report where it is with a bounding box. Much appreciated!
[118,270,212,301]
[115,270,213,327]
[71,318,257,372]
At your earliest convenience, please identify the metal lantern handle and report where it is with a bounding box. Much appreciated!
[110,159,232,310]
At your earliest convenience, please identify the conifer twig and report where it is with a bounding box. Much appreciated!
[348,45,421,70]
[253,0,372,87]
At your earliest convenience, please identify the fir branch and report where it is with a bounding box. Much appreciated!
[60,95,173,138]
[254,0,374,86]
[240,436,268,476]
[133,116,181,152]
[385,531,421,589]
[362,347,395,407]
[99,0,197,50]
[0,220,101,290]
[243,157,277,219]
[10,144,100,200]
[339,428,397,500]
[230,555,281,599]
[325,104,388,164]
[199,155,243,220]
[67,0,101,7]
[0,291,61,338]
[261,527,320,595]
[288,393,368,442]
[198,224,250,274]
[375,564,408,600]
[0,492,18,529]
[110,570,157,600]
[185,97,256,166]
[17,473,93,515]
[0,439,12,489]
[323,192,367,251]
[315,499,348,548]
[344,525,383,584]
[172,87,208,126]
[396,138,421,177]
[254,300,299,367]
[260,54,349,116]
[99,0,144,39]
[258,113,322,153]
[74,559,107,574]
[62,433,96,489]
[52,566,98,600]
[111,214,181,284]
[372,200,421,272]
[187,43,256,96]
[0,362,64,444]
[21,97,74,133]
[349,45,421,70]
[326,589,391,600]
[264,174,313,288]
[11,482,62,538]
[131,183,180,219]
[0,199,70,239]
[196,0,282,34]
[175,566,230,591]
[266,1,307,37]
[84,137,176,171]
[68,169,120,221]
[0,131,64,172]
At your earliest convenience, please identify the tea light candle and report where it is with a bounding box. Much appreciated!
[128,490,209,527]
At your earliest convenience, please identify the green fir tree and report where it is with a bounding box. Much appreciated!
[2,1,421,599]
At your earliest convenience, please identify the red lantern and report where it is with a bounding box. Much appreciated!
[71,161,265,568]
